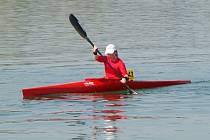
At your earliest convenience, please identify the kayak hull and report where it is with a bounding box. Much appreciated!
[22,78,191,98]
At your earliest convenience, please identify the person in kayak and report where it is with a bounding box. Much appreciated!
[93,44,129,84]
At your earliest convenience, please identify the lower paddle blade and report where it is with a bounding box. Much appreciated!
[69,14,87,38]
[130,89,138,95]
[125,85,138,95]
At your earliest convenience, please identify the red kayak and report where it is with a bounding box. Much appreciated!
[22,78,191,98]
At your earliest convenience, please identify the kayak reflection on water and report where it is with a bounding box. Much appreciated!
[23,92,131,101]
[23,92,129,139]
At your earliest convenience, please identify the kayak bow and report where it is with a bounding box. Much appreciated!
[22,78,191,98]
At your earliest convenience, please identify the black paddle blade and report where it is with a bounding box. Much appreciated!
[125,84,138,95]
[69,14,87,38]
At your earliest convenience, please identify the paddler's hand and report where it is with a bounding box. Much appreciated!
[120,77,127,84]
[93,45,98,55]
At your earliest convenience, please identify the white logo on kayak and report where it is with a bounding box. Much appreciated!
[84,81,94,87]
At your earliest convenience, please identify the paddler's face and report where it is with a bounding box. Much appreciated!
[107,51,118,61]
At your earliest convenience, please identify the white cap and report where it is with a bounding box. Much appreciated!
[105,44,117,55]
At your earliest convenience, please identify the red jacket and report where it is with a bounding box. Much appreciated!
[95,56,128,79]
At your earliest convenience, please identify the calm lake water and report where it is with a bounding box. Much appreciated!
[1,0,210,139]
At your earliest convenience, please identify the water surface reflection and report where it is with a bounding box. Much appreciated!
[23,93,130,139]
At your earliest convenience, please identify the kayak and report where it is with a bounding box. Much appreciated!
[22,78,191,98]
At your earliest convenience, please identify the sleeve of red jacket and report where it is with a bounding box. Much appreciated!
[95,55,106,62]
[119,60,128,77]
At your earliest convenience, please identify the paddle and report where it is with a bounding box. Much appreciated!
[69,14,138,94]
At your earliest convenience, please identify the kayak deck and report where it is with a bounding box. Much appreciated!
[22,78,191,98]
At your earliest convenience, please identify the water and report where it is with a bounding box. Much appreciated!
[1,0,210,139]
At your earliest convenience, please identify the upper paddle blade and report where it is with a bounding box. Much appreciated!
[69,14,87,39]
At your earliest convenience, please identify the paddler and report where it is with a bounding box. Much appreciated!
[93,44,129,84]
